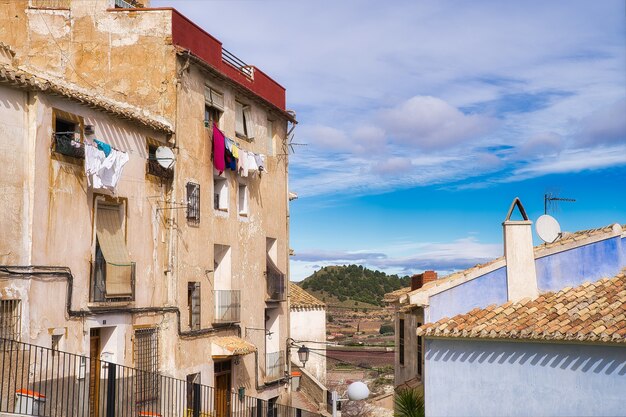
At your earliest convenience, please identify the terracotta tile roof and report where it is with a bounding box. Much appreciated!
[212,336,257,356]
[385,223,623,304]
[0,63,174,134]
[383,287,412,303]
[417,271,626,344]
[289,283,325,309]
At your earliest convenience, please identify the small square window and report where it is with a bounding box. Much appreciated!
[214,173,228,212]
[238,184,248,216]
[187,282,201,331]
[52,109,84,160]
[186,182,200,223]
[204,86,224,128]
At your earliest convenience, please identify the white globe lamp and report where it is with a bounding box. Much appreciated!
[346,381,369,401]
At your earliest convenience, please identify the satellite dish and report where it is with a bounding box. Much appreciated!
[536,214,561,243]
[346,381,369,401]
[155,146,175,169]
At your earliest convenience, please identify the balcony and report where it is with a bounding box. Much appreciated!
[213,290,241,324]
[146,158,173,180]
[266,257,286,303]
[264,350,285,382]
[90,259,135,304]
[52,133,84,159]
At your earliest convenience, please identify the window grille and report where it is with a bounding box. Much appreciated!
[0,300,21,342]
[134,327,159,403]
[188,282,201,330]
[186,182,200,223]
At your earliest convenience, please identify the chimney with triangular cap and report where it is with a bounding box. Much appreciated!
[503,197,538,301]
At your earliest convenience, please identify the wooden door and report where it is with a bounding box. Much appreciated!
[214,370,231,417]
[89,329,101,417]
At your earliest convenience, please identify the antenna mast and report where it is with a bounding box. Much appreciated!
[544,193,576,215]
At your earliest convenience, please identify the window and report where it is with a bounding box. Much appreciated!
[91,201,134,302]
[399,319,405,366]
[52,108,84,159]
[186,182,200,224]
[235,101,254,140]
[0,299,21,342]
[51,334,62,356]
[213,172,228,212]
[204,86,224,128]
[417,322,423,378]
[188,282,201,331]
[186,373,201,411]
[238,183,248,216]
[134,327,159,403]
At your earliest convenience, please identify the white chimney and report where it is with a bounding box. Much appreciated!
[503,198,538,301]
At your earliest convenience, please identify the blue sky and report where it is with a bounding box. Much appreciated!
[155,0,626,281]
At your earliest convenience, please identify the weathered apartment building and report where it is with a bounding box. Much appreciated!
[0,0,298,414]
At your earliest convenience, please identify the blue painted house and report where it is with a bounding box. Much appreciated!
[385,199,626,415]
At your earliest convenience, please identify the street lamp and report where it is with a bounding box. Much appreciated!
[297,345,309,367]
[331,381,369,417]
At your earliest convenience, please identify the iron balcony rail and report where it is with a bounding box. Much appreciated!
[147,158,174,180]
[53,133,85,159]
[264,350,285,382]
[90,261,136,304]
[0,337,319,417]
[213,290,241,324]
[114,0,140,8]
[222,48,254,80]
[266,272,286,302]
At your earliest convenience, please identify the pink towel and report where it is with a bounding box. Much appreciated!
[213,123,225,173]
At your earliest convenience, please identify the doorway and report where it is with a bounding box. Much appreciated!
[89,328,101,417]
[214,360,232,417]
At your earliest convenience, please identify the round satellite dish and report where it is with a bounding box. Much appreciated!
[536,214,561,243]
[155,146,175,169]
[346,381,369,401]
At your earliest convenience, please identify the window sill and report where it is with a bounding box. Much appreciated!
[88,300,133,309]
[235,133,253,142]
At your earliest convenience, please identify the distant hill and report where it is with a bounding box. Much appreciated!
[298,265,410,306]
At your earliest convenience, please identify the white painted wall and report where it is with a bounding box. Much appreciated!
[290,308,326,384]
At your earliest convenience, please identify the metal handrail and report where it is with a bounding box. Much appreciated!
[222,48,254,79]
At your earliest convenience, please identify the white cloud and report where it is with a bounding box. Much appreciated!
[575,98,626,146]
[290,237,502,281]
[512,145,626,179]
[380,96,496,149]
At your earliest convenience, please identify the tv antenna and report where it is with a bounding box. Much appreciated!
[544,193,575,215]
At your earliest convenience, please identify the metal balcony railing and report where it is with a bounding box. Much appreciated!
[89,260,135,304]
[146,158,173,180]
[0,337,319,417]
[264,350,285,382]
[114,0,140,8]
[222,48,254,80]
[266,258,286,302]
[52,133,85,159]
[213,290,241,324]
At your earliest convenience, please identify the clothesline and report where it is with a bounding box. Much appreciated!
[55,132,126,154]
[212,123,266,177]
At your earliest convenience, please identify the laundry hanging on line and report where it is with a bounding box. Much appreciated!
[212,124,268,177]
[84,138,129,192]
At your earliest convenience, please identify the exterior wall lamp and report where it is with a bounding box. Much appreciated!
[297,345,309,367]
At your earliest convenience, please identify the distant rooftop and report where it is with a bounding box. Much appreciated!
[418,269,626,344]
[289,283,326,309]
[384,222,624,304]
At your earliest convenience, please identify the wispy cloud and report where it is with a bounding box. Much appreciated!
[291,237,501,281]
